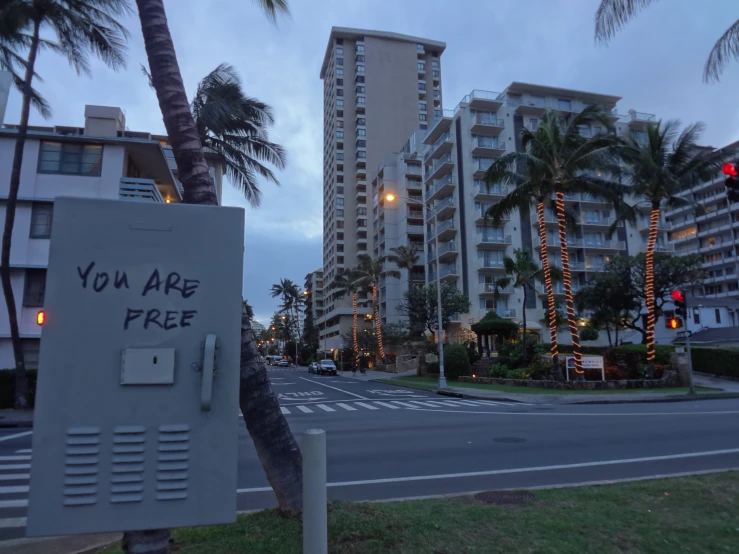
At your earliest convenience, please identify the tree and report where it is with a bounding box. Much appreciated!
[133,5,300,552]
[583,253,705,344]
[0,0,130,410]
[397,283,472,335]
[353,255,400,360]
[302,301,319,350]
[499,249,547,366]
[595,0,739,82]
[485,106,626,375]
[610,121,716,374]
[576,267,639,346]
[386,245,421,336]
[330,269,361,364]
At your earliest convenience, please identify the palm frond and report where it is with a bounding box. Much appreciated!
[254,0,290,23]
[704,18,739,82]
[594,0,660,44]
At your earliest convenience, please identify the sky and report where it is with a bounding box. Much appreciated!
[4,0,739,325]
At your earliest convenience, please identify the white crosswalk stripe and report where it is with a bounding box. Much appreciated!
[296,405,313,413]
[353,402,379,410]
[0,456,30,462]
[316,404,335,412]
[336,403,357,411]
[389,401,419,408]
[0,464,29,471]
[372,401,400,409]
[280,407,291,415]
[0,486,28,495]
[15,449,31,454]
[0,473,29,481]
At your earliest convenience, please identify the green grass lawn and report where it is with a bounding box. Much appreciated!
[99,472,739,553]
[381,376,717,395]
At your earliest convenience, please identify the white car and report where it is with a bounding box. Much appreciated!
[318,359,337,375]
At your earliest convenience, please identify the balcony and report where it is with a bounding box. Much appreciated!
[466,89,505,111]
[425,153,454,182]
[438,240,458,261]
[439,264,459,280]
[499,308,517,319]
[625,110,656,128]
[581,216,613,227]
[478,258,505,270]
[638,242,675,254]
[435,218,457,241]
[424,132,454,163]
[120,177,165,203]
[480,283,514,295]
[534,236,583,249]
[476,234,512,248]
[476,208,509,224]
[553,283,580,295]
[579,193,609,206]
[584,239,626,250]
[472,158,494,178]
[509,95,547,115]
[406,225,425,236]
[474,182,513,199]
[425,174,456,202]
[471,114,505,136]
[471,136,507,157]
[424,109,454,143]
[405,163,423,178]
[433,197,456,219]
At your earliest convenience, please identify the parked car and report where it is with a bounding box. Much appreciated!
[318,359,337,375]
[308,362,319,374]
[278,359,290,367]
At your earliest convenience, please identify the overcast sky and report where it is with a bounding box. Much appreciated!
[5,0,739,325]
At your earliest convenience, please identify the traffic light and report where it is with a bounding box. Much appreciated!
[671,290,687,318]
[723,162,739,202]
[36,310,45,326]
[667,317,683,330]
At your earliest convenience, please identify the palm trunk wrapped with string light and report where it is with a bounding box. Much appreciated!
[536,201,560,370]
[373,284,384,360]
[644,205,660,377]
[554,190,583,376]
[352,293,359,366]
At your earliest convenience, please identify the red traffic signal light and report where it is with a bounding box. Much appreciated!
[671,290,685,302]
[723,162,738,177]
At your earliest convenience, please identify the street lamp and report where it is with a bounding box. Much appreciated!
[384,192,446,389]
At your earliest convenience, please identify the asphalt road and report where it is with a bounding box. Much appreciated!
[1,366,738,541]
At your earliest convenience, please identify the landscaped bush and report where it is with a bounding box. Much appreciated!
[580,326,599,342]
[691,347,739,378]
[488,363,508,378]
[541,344,610,356]
[613,344,674,365]
[0,369,38,410]
[466,342,481,365]
[528,361,556,380]
[443,343,471,379]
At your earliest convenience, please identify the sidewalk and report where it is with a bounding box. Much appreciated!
[0,410,33,428]
[340,368,417,382]
[692,372,739,392]
[0,534,119,554]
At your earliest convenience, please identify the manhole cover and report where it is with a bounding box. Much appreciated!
[492,437,526,444]
[475,490,535,505]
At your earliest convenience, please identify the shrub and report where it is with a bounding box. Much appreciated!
[0,369,38,410]
[466,342,481,365]
[528,361,555,380]
[691,347,739,378]
[613,344,674,365]
[383,353,397,364]
[443,343,471,379]
[488,363,508,378]
[506,367,531,380]
[580,326,599,342]
[426,361,440,375]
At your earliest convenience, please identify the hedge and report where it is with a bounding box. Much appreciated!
[443,344,471,379]
[540,343,675,364]
[0,369,38,410]
[691,347,739,379]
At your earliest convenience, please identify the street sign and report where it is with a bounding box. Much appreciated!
[565,356,605,381]
[27,197,244,537]
[675,347,686,354]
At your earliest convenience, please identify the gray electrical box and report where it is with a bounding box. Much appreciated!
[26,197,244,537]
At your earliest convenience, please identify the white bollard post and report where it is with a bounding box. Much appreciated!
[302,429,327,554]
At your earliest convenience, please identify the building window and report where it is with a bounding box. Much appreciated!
[418,102,427,111]
[337,221,344,229]
[356,65,365,73]
[419,114,427,122]
[715,309,722,324]
[337,198,344,206]
[356,55,365,62]
[337,175,344,183]
[336,68,343,76]
[356,139,366,147]
[336,78,343,86]
[30,203,53,238]
[433,90,440,98]
[529,118,539,130]
[433,70,440,78]
[337,152,344,160]
[336,186,344,194]
[336,130,344,139]
[337,164,343,172]
[337,209,344,217]
[357,96,365,105]
[356,117,366,126]
[337,99,344,107]
[417,62,425,71]
[336,47,343,55]
[38,141,103,176]
[357,129,366,137]
[23,269,46,307]
[432,60,439,69]
[336,38,343,45]
[356,75,365,83]
[336,88,343,97]
[356,44,365,53]
[336,110,343,117]
[337,58,343,66]
[22,340,40,369]
[420,124,427,130]
[337,232,344,240]
[418,82,426,91]
[357,151,366,159]
[356,86,365,94]
[693,310,700,325]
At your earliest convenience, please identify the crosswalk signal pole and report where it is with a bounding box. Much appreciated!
[672,290,695,396]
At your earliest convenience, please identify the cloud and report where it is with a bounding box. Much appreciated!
[4,0,739,319]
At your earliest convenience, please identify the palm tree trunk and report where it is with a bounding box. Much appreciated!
[239,305,302,515]
[373,283,384,359]
[135,0,217,205]
[644,205,660,378]
[536,202,561,377]
[2,17,41,411]
[521,285,528,366]
[554,191,583,377]
[352,293,358,366]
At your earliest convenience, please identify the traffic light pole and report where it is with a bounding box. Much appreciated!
[685,295,695,396]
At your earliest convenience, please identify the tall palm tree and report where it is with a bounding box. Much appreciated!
[485,107,625,375]
[353,255,401,361]
[330,269,361,364]
[610,120,716,375]
[595,0,739,82]
[0,0,130,410]
[498,249,547,366]
[133,4,301,552]
[192,63,286,206]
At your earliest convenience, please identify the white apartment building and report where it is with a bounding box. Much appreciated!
[0,98,224,368]
[318,27,445,350]
[374,83,674,345]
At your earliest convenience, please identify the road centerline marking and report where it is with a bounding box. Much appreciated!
[299,377,369,399]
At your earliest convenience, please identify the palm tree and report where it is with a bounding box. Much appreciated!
[134,2,301,548]
[330,269,361,364]
[498,249,547,366]
[353,255,401,361]
[610,120,716,375]
[485,107,626,375]
[595,0,739,82]
[192,63,286,206]
[0,0,130,410]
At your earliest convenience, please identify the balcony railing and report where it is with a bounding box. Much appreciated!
[477,234,512,245]
[482,283,513,294]
[120,177,164,203]
[424,174,455,201]
[474,182,513,196]
[424,132,452,161]
[427,153,453,176]
[440,265,458,278]
[438,241,457,255]
[436,219,456,236]
[479,258,505,269]
[499,308,517,318]
[583,239,625,249]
